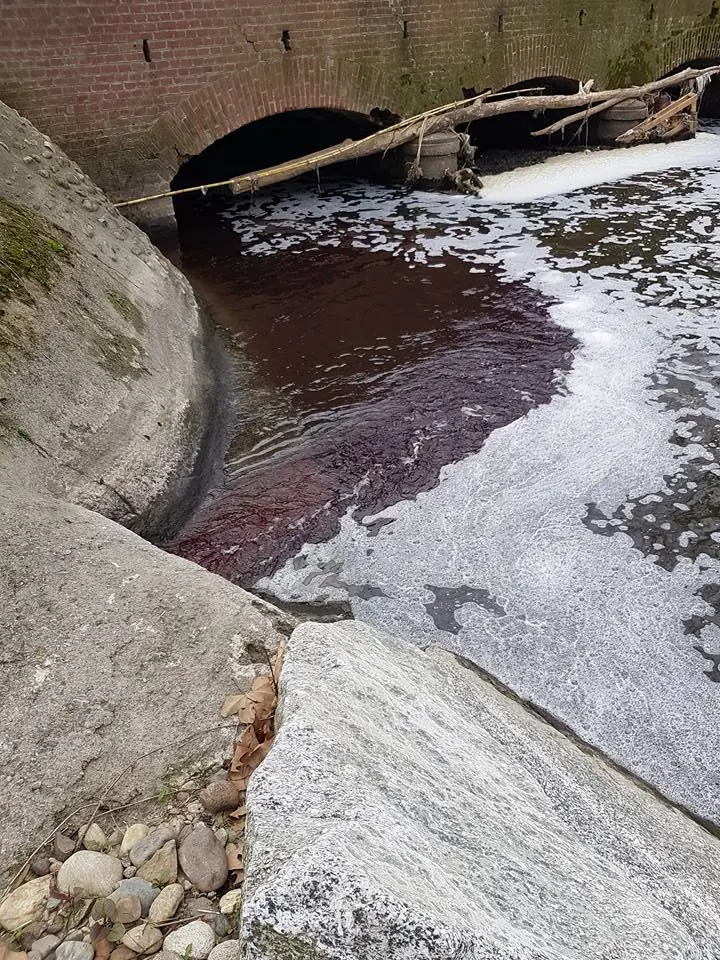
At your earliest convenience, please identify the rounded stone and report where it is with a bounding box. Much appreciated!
[198,782,240,815]
[108,947,136,960]
[162,921,216,960]
[110,879,158,916]
[80,823,107,852]
[53,834,75,863]
[30,935,61,959]
[178,825,228,893]
[113,895,141,925]
[57,852,123,899]
[121,923,162,956]
[148,884,184,925]
[130,826,175,868]
[218,889,242,916]
[31,858,51,877]
[136,840,177,887]
[0,876,52,932]
[119,824,148,858]
[55,943,95,960]
[207,943,240,960]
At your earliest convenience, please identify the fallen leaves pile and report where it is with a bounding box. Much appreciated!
[219,639,285,882]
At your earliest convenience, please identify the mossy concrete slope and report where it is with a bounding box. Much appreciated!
[0,102,291,879]
[0,99,214,536]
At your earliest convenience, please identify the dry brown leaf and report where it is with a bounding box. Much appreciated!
[226,842,244,869]
[220,694,257,724]
[233,725,260,759]
[247,676,275,703]
[228,804,247,820]
[246,738,273,772]
[229,869,244,886]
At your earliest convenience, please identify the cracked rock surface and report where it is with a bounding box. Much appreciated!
[242,621,720,959]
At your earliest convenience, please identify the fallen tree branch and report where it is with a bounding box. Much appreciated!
[531,66,720,138]
[115,66,720,209]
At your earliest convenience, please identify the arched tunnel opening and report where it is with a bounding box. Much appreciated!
[467,76,585,154]
[663,58,720,117]
[171,107,394,238]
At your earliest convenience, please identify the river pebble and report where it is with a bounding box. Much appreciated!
[218,889,242,916]
[178,825,227,892]
[198,782,239,814]
[130,825,175,868]
[55,943,94,960]
[163,921,216,959]
[207,943,240,960]
[31,857,51,877]
[80,823,107,852]
[136,840,177,886]
[0,876,52,931]
[113,895,142,924]
[111,878,158,916]
[30,935,60,959]
[108,946,135,960]
[120,824,148,858]
[53,834,75,862]
[58,852,123,898]
[148,884,184,924]
[121,922,162,955]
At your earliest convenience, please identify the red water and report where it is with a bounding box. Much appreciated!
[163,205,576,586]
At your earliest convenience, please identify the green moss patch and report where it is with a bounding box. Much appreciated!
[0,198,70,306]
[107,288,146,334]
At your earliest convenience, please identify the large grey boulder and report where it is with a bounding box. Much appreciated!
[242,621,720,959]
[0,488,291,879]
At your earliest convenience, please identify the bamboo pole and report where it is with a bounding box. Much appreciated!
[114,66,720,210]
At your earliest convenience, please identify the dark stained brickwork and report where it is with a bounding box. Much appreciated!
[1,0,718,199]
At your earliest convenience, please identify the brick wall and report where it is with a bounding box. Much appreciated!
[1,0,718,199]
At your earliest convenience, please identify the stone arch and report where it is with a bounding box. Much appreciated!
[149,55,397,187]
[656,22,720,78]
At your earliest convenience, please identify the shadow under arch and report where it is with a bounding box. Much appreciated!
[170,107,393,241]
[661,57,720,117]
[466,76,584,151]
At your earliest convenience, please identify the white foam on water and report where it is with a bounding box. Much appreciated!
[480,133,720,202]
[237,148,720,824]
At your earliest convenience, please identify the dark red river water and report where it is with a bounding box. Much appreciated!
[163,195,576,586]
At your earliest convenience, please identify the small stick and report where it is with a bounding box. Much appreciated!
[2,723,233,903]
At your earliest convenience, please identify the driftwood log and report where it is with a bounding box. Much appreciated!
[115,66,720,209]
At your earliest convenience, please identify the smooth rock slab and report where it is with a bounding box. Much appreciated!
[241,621,720,960]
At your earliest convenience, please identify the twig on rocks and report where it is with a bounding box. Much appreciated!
[2,724,233,903]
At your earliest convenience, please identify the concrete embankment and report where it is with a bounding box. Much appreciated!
[0,101,289,874]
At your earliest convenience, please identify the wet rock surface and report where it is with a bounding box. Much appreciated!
[242,620,720,959]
